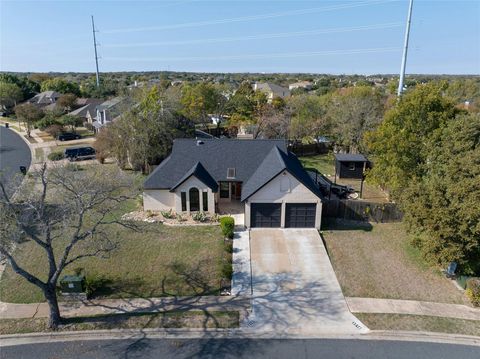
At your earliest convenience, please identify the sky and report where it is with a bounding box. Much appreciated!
[1,0,479,74]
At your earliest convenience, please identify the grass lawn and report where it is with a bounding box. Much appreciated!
[0,222,231,303]
[322,221,468,304]
[299,153,335,177]
[0,165,232,303]
[356,313,480,337]
[0,311,239,335]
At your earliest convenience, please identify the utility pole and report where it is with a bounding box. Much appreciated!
[397,0,414,97]
[91,15,100,87]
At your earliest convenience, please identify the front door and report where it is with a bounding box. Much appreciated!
[231,182,242,200]
[189,188,200,211]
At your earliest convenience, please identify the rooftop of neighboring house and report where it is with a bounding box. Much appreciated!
[289,81,313,89]
[28,91,61,105]
[144,139,322,201]
[67,99,103,118]
[252,82,290,98]
[96,97,126,112]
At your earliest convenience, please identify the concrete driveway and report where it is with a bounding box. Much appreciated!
[246,228,367,336]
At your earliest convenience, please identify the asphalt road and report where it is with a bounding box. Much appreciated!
[1,338,479,359]
[0,126,31,196]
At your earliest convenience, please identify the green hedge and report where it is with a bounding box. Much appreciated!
[220,217,235,239]
[466,278,480,307]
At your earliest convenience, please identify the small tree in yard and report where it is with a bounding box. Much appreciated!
[60,114,83,133]
[14,103,43,137]
[0,164,137,329]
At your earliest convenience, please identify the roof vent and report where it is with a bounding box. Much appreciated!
[196,140,204,146]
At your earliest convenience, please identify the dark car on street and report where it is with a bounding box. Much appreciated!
[64,146,96,161]
[58,132,81,141]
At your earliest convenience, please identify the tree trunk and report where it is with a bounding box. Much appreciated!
[44,286,61,330]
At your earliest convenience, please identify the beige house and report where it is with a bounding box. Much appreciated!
[252,82,290,103]
[143,139,323,229]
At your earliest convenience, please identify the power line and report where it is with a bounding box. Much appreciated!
[105,47,401,62]
[104,22,402,48]
[102,0,398,34]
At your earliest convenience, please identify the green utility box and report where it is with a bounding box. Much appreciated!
[60,275,85,294]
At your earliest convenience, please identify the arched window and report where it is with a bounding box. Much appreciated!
[189,188,200,212]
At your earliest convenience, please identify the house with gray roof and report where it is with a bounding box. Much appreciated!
[93,97,128,130]
[252,82,290,102]
[67,98,103,124]
[28,91,61,107]
[144,139,324,229]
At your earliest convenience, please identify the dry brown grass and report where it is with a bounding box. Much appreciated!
[356,313,480,336]
[0,311,239,335]
[322,221,468,304]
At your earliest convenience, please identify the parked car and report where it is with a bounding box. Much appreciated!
[58,132,81,141]
[64,147,96,161]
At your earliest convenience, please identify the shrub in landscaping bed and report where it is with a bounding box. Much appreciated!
[192,212,208,222]
[466,278,480,307]
[220,217,235,239]
[161,209,175,219]
[47,151,64,161]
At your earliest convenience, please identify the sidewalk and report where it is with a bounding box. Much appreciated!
[346,297,480,321]
[0,295,250,320]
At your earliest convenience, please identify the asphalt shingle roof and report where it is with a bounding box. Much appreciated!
[144,139,323,201]
[144,139,287,189]
[334,153,368,162]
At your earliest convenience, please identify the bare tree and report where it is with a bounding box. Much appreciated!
[0,164,137,329]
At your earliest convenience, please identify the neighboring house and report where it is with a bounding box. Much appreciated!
[288,81,313,91]
[252,82,290,102]
[143,139,324,229]
[27,91,61,107]
[67,99,103,124]
[334,153,369,180]
[93,97,128,130]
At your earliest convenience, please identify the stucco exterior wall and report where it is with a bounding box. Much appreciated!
[143,189,174,211]
[244,171,322,229]
[173,176,215,214]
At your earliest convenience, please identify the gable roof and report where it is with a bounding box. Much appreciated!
[28,91,61,105]
[334,153,368,162]
[170,162,218,192]
[254,82,290,97]
[144,139,287,190]
[241,146,323,201]
[144,138,323,201]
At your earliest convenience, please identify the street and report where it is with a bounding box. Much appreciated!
[0,126,31,196]
[1,338,479,359]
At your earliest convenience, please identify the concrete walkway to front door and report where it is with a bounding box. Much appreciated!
[245,228,368,336]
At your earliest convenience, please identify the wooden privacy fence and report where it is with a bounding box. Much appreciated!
[288,142,331,156]
[322,200,403,223]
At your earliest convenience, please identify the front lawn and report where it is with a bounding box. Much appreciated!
[322,221,468,304]
[0,200,232,303]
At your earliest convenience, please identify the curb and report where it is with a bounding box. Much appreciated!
[1,328,479,347]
